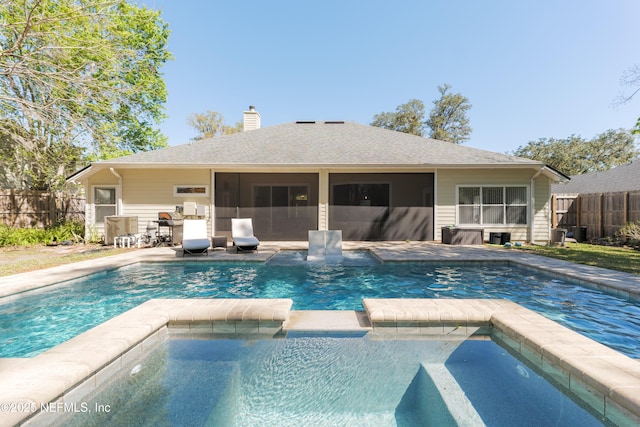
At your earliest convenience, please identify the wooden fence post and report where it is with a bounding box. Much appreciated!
[48,193,56,226]
[623,191,629,226]
[599,193,604,238]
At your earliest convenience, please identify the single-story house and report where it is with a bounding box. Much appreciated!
[552,161,640,194]
[68,107,568,244]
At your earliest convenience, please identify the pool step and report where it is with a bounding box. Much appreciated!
[422,363,486,426]
[203,337,480,426]
[393,363,484,426]
[284,310,371,332]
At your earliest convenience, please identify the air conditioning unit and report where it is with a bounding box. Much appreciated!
[104,216,138,245]
[183,202,197,216]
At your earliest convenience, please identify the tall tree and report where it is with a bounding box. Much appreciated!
[511,129,638,176]
[0,0,171,190]
[370,99,426,136]
[187,110,242,140]
[426,83,472,144]
[617,64,640,134]
[223,121,243,135]
[370,84,472,143]
[187,111,225,140]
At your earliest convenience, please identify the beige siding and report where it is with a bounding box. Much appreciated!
[84,165,554,243]
[435,168,549,243]
[124,169,212,235]
[88,168,213,237]
[532,175,552,243]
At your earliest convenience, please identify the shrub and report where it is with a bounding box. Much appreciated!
[0,221,84,247]
[617,221,640,250]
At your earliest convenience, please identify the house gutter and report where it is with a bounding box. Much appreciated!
[109,167,123,215]
[66,163,92,183]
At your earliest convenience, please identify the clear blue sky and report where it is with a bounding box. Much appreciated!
[141,0,639,153]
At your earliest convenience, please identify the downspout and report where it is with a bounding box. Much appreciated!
[529,167,544,244]
[109,168,123,215]
[81,178,90,240]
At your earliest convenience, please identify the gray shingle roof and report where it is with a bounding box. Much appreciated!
[552,161,640,194]
[107,121,540,167]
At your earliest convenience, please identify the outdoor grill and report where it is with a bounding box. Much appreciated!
[155,212,183,245]
[157,211,176,226]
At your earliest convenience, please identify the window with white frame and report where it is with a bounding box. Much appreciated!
[93,186,116,224]
[173,185,209,197]
[457,186,527,225]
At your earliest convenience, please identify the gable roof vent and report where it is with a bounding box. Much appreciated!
[295,121,316,124]
[324,121,344,124]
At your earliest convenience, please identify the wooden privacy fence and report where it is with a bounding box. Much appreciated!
[0,190,85,228]
[553,191,640,240]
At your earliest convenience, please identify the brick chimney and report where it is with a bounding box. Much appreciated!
[243,105,261,131]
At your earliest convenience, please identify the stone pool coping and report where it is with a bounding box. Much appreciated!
[0,298,638,425]
[0,242,639,425]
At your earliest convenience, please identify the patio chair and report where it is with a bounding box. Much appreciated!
[182,219,211,256]
[231,218,260,252]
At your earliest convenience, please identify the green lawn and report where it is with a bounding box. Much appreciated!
[0,245,127,277]
[513,242,640,276]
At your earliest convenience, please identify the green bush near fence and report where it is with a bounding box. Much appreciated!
[617,220,640,250]
[0,221,84,247]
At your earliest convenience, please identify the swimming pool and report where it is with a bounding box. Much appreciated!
[1,253,639,358]
[53,334,605,426]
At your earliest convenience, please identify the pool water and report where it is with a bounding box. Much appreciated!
[55,335,604,427]
[1,254,639,358]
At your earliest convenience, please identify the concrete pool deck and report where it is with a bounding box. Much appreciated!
[0,241,639,425]
[1,241,639,301]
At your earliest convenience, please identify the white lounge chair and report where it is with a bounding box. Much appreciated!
[182,219,211,256]
[231,218,260,252]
